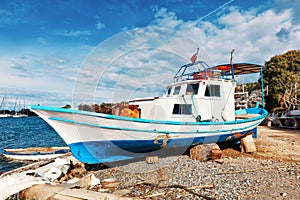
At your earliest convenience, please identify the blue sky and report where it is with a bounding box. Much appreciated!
[0,0,299,109]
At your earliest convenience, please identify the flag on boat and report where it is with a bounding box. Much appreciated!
[190,48,199,63]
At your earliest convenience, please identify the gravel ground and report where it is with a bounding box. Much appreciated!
[90,126,300,200]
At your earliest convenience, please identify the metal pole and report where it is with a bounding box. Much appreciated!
[230,49,234,79]
[260,66,265,109]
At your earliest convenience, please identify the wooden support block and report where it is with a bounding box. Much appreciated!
[189,143,222,162]
[241,135,257,153]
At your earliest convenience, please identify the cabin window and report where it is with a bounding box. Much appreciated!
[172,104,192,115]
[167,88,171,95]
[186,83,199,95]
[173,86,181,95]
[205,84,220,97]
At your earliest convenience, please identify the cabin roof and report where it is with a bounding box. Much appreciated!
[214,63,264,75]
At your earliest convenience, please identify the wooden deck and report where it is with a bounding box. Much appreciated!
[235,114,260,119]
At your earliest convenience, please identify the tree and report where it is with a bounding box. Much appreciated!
[263,50,300,111]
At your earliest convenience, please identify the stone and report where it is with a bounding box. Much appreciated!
[145,156,159,164]
[214,158,224,164]
[77,174,100,189]
[280,192,287,197]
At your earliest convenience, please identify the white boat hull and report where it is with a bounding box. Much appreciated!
[29,105,267,164]
[2,153,69,161]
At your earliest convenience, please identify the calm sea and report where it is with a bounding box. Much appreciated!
[0,116,66,173]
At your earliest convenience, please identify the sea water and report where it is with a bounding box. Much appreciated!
[0,116,66,172]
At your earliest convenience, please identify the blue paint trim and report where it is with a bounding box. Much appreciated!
[68,128,257,164]
[29,105,267,126]
[48,116,263,135]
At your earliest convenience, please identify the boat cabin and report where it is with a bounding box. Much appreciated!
[129,61,237,122]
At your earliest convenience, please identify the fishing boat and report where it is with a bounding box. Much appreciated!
[29,61,268,164]
[1,147,70,161]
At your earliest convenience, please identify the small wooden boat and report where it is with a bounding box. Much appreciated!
[1,147,70,161]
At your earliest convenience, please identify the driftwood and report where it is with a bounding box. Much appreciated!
[19,184,66,200]
[21,186,138,200]
[189,143,222,162]
[53,188,139,200]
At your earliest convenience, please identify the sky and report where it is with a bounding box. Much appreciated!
[0,0,299,110]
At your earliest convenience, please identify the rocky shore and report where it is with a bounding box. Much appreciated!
[2,126,300,200]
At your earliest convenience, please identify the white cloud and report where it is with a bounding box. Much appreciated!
[152,7,183,29]
[3,3,300,107]
[154,6,297,64]
[37,37,48,46]
[56,30,91,39]
[82,6,300,103]
[217,7,256,26]
[96,21,105,30]
[273,0,300,24]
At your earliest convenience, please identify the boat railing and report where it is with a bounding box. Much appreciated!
[173,61,221,82]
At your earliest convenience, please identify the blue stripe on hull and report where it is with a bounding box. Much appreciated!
[69,128,257,164]
[30,105,268,126]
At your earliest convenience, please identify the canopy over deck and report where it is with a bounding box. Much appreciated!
[173,61,264,82]
[214,63,264,75]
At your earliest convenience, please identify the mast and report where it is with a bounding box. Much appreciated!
[0,94,6,113]
[14,96,18,112]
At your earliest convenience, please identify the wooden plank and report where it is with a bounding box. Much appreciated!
[53,189,140,200]
[52,193,84,200]
[20,184,66,200]
[235,114,260,119]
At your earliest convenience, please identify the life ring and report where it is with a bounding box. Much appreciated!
[193,71,214,79]
[193,72,204,80]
